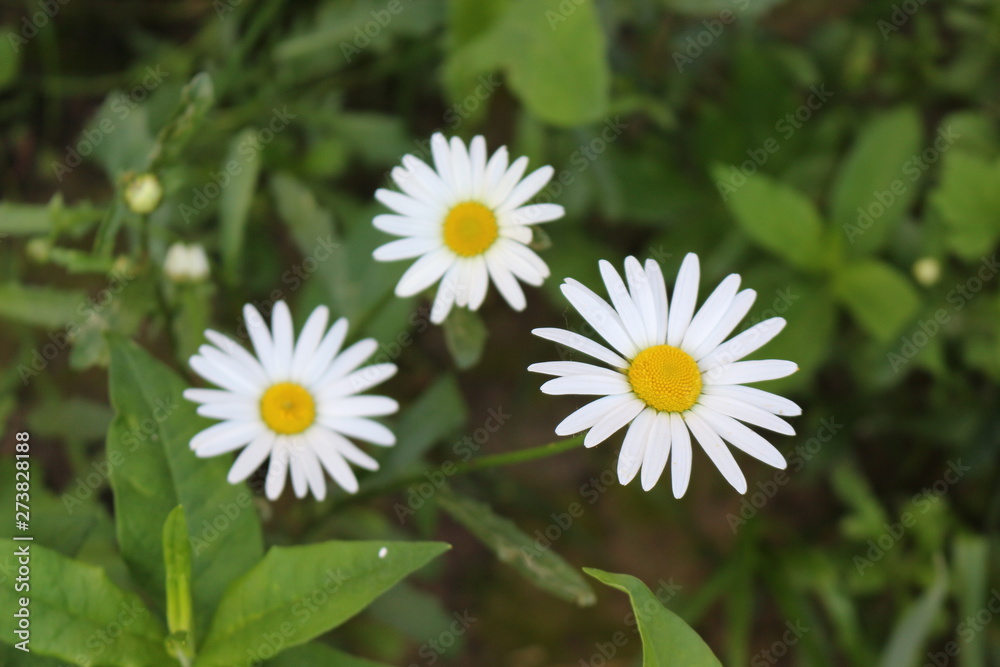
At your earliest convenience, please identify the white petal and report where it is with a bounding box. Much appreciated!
[681,274,739,353]
[531,328,628,369]
[499,223,533,244]
[483,145,510,194]
[528,360,618,377]
[244,303,279,379]
[449,136,473,198]
[453,258,473,308]
[323,417,395,446]
[599,259,646,351]
[693,405,787,469]
[373,213,437,237]
[618,407,655,484]
[683,410,747,494]
[399,155,452,205]
[430,264,461,324]
[289,445,308,498]
[375,188,439,219]
[507,203,564,225]
[312,436,360,494]
[193,421,263,457]
[467,256,490,311]
[373,237,440,261]
[561,279,638,358]
[584,397,645,448]
[295,439,327,501]
[265,443,290,500]
[689,289,757,361]
[468,136,488,199]
[646,259,669,344]
[184,388,243,404]
[318,427,380,471]
[485,156,529,209]
[703,385,802,416]
[497,240,548,285]
[190,354,258,395]
[227,431,275,483]
[704,360,798,386]
[197,346,263,391]
[430,133,457,195]
[395,247,454,297]
[669,412,692,498]
[697,394,795,435]
[321,363,397,398]
[541,374,632,396]
[498,165,555,212]
[391,165,442,208]
[203,330,268,384]
[624,257,658,348]
[667,253,700,346]
[641,412,673,491]
[303,317,349,386]
[555,393,637,436]
[197,402,257,421]
[699,318,786,370]
[290,306,330,381]
[317,339,379,387]
[486,254,527,311]
[322,395,399,418]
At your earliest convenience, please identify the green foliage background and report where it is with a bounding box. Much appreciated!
[0,0,998,664]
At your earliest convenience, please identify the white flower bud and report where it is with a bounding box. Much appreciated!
[912,257,941,287]
[165,243,210,283]
[124,173,163,214]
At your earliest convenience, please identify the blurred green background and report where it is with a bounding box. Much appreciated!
[1,0,999,664]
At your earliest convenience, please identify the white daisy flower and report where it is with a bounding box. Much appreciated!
[529,254,801,498]
[183,301,398,501]
[372,132,564,324]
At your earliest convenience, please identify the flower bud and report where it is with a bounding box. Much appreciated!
[164,242,210,283]
[124,173,164,214]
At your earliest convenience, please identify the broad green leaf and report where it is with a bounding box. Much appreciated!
[877,559,948,667]
[220,129,262,281]
[931,151,1000,260]
[0,283,86,329]
[0,643,70,666]
[106,336,263,629]
[0,544,171,667]
[437,487,596,606]
[195,541,450,666]
[149,72,215,168]
[163,506,195,663]
[265,642,391,667]
[832,260,920,342]
[443,307,487,369]
[585,568,723,666]
[712,167,825,272]
[831,107,923,255]
[445,0,610,126]
[448,0,510,48]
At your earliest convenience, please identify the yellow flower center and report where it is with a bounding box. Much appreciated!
[443,202,498,257]
[628,345,703,413]
[260,382,316,435]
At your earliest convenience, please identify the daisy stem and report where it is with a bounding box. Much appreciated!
[449,434,584,475]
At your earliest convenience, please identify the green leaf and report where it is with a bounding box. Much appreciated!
[584,568,723,666]
[220,129,262,281]
[830,107,923,255]
[442,307,487,369]
[0,24,21,90]
[194,541,450,666]
[106,336,263,629]
[163,506,196,662]
[712,167,825,272]
[437,487,595,606]
[877,559,948,667]
[952,535,988,667]
[832,260,920,342]
[0,544,171,667]
[149,72,216,168]
[264,642,391,667]
[445,0,610,126]
[0,283,87,329]
[931,151,1000,260]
